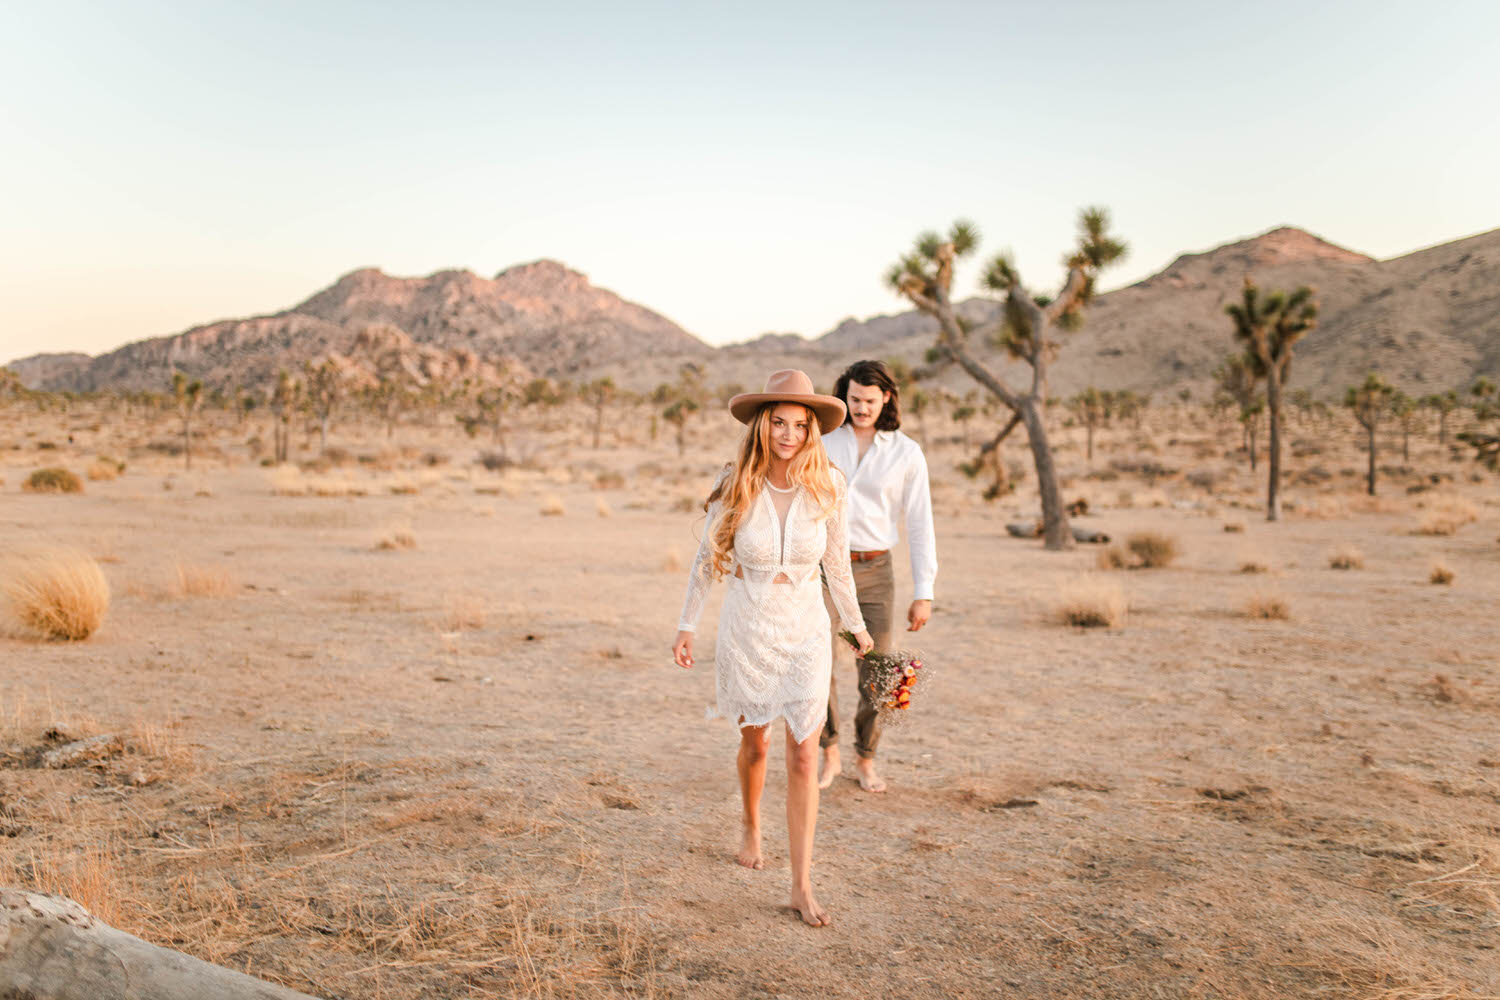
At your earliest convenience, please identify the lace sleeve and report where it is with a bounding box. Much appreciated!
[676,466,730,633]
[820,471,866,635]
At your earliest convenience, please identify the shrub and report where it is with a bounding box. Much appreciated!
[1244,591,1290,620]
[1,549,110,640]
[1126,532,1179,568]
[1430,562,1455,585]
[1223,521,1245,534]
[1096,546,1129,570]
[1328,545,1364,570]
[170,563,236,598]
[1053,578,1126,628]
[1239,560,1268,574]
[376,531,417,551]
[1414,496,1480,536]
[595,496,612,518]
[540,495,566,517]
[87,457,125,481]
[23,468,83,494]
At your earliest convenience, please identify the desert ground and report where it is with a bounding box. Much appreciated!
[1,397,1497,999]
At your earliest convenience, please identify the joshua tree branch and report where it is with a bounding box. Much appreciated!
[1044,266,1089,324]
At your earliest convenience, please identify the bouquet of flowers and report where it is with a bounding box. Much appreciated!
[839,631,929,724]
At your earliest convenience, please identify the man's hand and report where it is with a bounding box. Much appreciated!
[907,599,932,632]
[673,631,695,669]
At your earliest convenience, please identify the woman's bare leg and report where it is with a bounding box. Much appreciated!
[736,723,770,869]
[785,723,830,926]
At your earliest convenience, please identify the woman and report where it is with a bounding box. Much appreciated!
[673,369,873,929]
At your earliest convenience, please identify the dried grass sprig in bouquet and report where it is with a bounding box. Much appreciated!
[839,630,929,725]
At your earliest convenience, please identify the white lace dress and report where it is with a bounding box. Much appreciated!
[677,468,866,742]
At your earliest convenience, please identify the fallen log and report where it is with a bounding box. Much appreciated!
[1005,521,1110,544]
[0,889,321,999]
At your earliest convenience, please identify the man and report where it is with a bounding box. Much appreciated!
[819,359,937,793]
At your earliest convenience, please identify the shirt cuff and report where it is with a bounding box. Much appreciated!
[677,623,697,633]
[913,581,935,602]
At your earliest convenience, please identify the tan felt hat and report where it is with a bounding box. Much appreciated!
[728,369,846,434]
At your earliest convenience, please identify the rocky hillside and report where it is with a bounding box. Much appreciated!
[11,260,706,393]
[9,227,1497,400]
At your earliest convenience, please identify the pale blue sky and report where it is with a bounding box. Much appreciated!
[3,0,1497,363]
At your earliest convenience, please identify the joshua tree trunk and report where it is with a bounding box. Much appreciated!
[1265,367,1283,521]
[0,888,321,999]
[1020,401,1070,549]
[182,414,193,471]
[1366,423,1378,495]
[1085,419,1094,463]
[1247,419,1258,472]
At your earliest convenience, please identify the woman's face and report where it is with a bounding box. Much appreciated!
[767,404,810,461]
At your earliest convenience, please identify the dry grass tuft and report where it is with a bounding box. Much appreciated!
[1329,545,1365,570]
[595,496,612,518]
[23,467,83,494]
[86,458,124,482]
[169,562,236,598]
[20,840,127,926]
[1,549,110,640]
[1244,590,1291,619]
[376,530,417,551]
[1413,495,1481,536]
[1239,559,1269,574]
[540,494,566,517]
[1222,521,1245,533]
[1095,546,1129,570]
[439,593,487,632]
[1053,577,1126,628]
[1126,531,1179,568]
[661,546,684,573]
[1429,562,1455,585]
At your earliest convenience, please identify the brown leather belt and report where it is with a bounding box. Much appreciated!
[850,550,889,562]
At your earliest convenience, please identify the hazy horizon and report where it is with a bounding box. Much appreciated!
[4,0,1498,363]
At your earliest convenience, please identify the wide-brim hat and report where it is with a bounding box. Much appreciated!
[728,369,846,434]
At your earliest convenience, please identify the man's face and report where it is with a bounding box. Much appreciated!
[846,382,889,429]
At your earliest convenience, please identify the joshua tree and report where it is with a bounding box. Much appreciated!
[1212,353,1265,471]
[581,376,617,449]
[303,359,344,455]
[1391,392,1419,462]
[271,370,301,464]
[1473,376,1498,420]
[662,397,699,457]
[1419,390,1460,445]
[1345,373,1395,496]
[1225,279,1318,521]
[171,371,203,470]
[1066,387,1110,463]
[886,208,1126,550]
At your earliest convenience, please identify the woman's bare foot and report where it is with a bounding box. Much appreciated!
[736,823,764,869]
[789,887,831,927]
[856,758,886,793]
[817,746,841,789]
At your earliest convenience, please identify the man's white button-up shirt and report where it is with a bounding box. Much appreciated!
[822,425,937,601]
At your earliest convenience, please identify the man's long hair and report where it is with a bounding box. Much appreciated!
[703,403,837,580]
[833,359,901,431]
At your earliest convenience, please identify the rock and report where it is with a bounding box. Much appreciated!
[41,735,123,769]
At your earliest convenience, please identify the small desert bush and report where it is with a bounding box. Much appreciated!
[595,496,612,518]
[1,549,110,640]
[1430,562,1455,585]
[1414,495,1480,536]
[1127,532,1179,568]
[23,467,83,494]
[86,458,125,481]
[170,562,236,598]
[1328,545,1364,570]
[1053,577,1126,628]
[376,530,417,551]
[1244,591,1291,619]
[1095,546,1129,570]
[1223,521,1245,534]
[540,494,566,517]
[1239,559,1268,574]
[439,593,486,631]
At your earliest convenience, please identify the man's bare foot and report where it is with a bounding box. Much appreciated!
[736,824,763,869]
[856,758,887,793]
[789,887,831,927]
[817,746,841,789]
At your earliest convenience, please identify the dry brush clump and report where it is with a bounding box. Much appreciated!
[1244,590,1291,619]
[1429,562,1455,585]
[1329,545,1365,570]
[168,562,236,598]
[22,467,83,494]
[1098,531,1180,570]
[1053,576,1127,628]
[0,549,110,641]
[86,457,125,481]
[540,494,566,517]
[1413,495,1481,536]
[376,529,417,551]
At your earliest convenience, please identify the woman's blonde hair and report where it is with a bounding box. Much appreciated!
[704,403,837,579]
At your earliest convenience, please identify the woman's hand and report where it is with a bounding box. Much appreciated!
[846,629,874,657]
[673,631,695,669]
